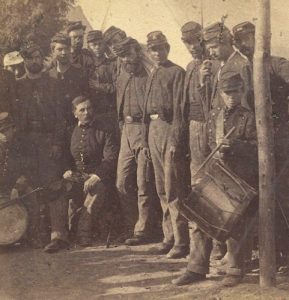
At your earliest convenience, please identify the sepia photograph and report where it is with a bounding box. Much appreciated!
[0,0,288,299]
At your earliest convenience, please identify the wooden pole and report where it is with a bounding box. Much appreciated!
[254,0,276,288]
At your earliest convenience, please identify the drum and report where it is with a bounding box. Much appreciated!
[0,196,28,246]
[178,159,257,242]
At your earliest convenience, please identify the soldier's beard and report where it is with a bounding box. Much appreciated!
[26,63,43,74]
[123,58,140,74]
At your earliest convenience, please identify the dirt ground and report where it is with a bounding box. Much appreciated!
[0,242,289,300]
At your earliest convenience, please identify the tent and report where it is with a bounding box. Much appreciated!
[74,0,289,68]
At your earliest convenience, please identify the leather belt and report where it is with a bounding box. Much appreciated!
[150,114,160,120]
[124,115,142,124]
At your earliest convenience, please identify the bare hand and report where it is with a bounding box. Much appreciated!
[219,138,234,153]
[142,147,151,160]
[63,170,73,179]
[169,145,177,160]
[199,59,212,86]
[84,174,101,193]
[0,133,7,144]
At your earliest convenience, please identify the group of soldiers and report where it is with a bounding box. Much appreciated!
[1,18,289,288]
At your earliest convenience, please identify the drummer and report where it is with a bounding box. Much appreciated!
[173,73,258,287]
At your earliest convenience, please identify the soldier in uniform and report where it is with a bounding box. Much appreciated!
[113,37,153,245]
[103,26,127,59]
[67,21,95,78]
[143,31,189,259]
[233,21,289,262]
[180,21,226,262]
[0,108,41,248]
[44,96,118,252]
[87,30,116,115]
[202,22,253,111]
[16,43,66,251]
[0,65,16,118]
[49,33,88,136]
[173,73,257,286]
[3,51,25,80]
[87,30,119,138]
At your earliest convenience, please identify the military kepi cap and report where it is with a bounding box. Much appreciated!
[51,33,71,46]
[181,21,202,42]
[232,21,255,37]
[87,30,103,43]
[67,21,86,33]
[103,26,127,44]
[20,43,42,59]
[147,31,168,48]
[220,73,244,92]
[3,51,24,67]
[113,37,140,57]
[202,22,231,42]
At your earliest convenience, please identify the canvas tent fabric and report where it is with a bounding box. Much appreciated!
[75,0,289,68]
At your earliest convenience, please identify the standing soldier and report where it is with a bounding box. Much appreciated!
[144,31,189,259]
[202,22,253,110]
[180,20,226,264]
[173,73,258,286]
[49,33,88,135]
[67,21,95,78]
[233,21,289,263]
[87,30,117,134]
[114,37,153,245]
[103,26,127,59]
[0,66,16,118]
[17,43,66,251]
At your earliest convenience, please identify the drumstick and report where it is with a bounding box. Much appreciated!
[193,126,236,179]
[0,187,44,210]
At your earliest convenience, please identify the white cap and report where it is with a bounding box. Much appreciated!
[3,51,24,67]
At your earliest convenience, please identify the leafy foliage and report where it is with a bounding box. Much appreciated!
[0,0,75,54]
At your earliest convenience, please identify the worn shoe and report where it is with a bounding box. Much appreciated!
[172,271,206,286]
[221,275,243,287]
[149,243,173,255]
[124,235,149,246]
[166,247,189,259]
[44,239,69,253]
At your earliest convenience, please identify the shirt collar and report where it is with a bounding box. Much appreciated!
[221,50,237,67]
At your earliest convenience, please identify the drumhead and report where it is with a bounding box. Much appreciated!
[0,203,28,245]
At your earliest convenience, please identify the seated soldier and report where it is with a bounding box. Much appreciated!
[44,96,118,253]
[173,73,258,287]
[0,111,41,248]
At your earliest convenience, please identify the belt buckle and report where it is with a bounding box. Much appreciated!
[125,116,133,123]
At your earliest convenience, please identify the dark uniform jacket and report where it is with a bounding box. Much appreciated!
[0,114,19,191]
[211,51,253,110]
[71,48,95,78]
[0,69,16,115]
[70,119,118,185]
[144,60,185,147]
[116,64,148,124]
[49,64,88,131]
[89,57,116,114]
[182,59,219,123]
[207,105,257,186]
[16,72,65,146]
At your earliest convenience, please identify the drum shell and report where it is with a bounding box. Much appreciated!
[178,160,257,242]
[0,197,28,246]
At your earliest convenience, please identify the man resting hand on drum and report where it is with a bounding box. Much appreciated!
[44,96,118,253]
[173,73,258,287]
[0,111,41,248]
